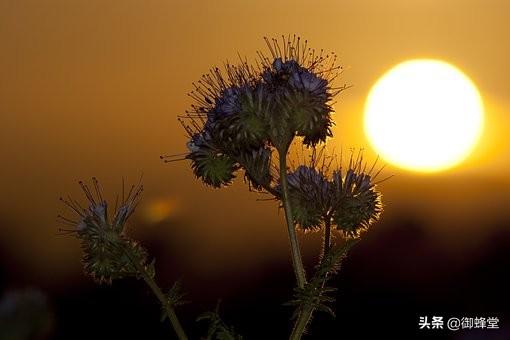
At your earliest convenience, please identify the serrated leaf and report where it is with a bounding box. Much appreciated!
[197,301,243,340]
[286,239,358,319]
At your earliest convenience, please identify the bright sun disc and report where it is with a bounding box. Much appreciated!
[364,59,484,172]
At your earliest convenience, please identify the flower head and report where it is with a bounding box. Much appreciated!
[212,84,270,148]
[186,132,211,153]
[238,146,274,191]
[186,64,267,149]
[213,87,242,119]
[278,148,384,236]
[59,178,151,283]
[258,36,345,147]
[172,36,346,192]
[330,164,383,237]
[284,165,330,230]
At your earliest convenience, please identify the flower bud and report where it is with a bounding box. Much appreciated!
[59,178,149,283]
[189,145,238,188]
[213,85,270,148]
[284,166,330,230]
[238,147,273,190]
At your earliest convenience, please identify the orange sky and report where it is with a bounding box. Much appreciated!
[1,0,509,285]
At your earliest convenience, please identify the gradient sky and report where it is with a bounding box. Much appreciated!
[1,0,509,287]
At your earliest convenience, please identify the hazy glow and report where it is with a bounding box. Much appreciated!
[142,198,175,224]
[364,59,484,172]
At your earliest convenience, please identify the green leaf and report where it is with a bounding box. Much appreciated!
[197,301,243,340]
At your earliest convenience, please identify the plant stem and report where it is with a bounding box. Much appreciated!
[290,237,358,340]
[278,150,307,289]
[141,271,188,340]
[290,305,313,340]
[289,219,332,340]
[124,246,188,340]
[322,217,332,260]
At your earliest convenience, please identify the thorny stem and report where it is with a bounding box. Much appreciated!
[290,305,314,340]
[290,218,332,340]
[123,246,188,340]
[322,217,332,260]
[278,150,307,289]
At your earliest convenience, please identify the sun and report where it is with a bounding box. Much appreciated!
[364,59,484,173]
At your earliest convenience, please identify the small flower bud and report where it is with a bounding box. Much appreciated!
[189,145,238,188]
[238,147,273,190]
[59,178,149,283]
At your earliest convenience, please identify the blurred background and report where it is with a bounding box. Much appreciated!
[0,0,509,338]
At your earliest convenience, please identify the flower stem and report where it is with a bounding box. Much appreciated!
[322,217,332,260]
[290,305,314,340]
[123,246,188,340]
[290,218,332,340]
[278,151,307,289]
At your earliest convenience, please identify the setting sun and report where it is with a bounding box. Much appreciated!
[364,59,484,172]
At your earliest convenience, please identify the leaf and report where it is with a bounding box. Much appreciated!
[197,301,243,340]
[286,238,358,318]
[160,280,189,322]
[167,280,189,307]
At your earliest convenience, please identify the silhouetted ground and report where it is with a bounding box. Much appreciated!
[1,219,509,339]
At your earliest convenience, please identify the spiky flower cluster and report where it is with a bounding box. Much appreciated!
[59,178,153,283]
[284,150,384,237]
[167,36,345,190]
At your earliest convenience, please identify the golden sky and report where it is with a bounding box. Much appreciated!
[1,0,509,285]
